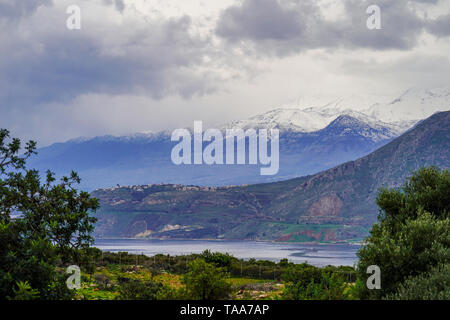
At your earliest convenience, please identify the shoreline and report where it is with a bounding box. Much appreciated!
[94,237,364,246]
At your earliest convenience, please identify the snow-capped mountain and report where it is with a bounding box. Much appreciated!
[319,115,398,143]
[222,108,338,132]
[222,87,450,138]
[29,113,394,190]
[65,87,449,146]
[365,87,450,124]
[27,87,449,190]
[222,106,404,142]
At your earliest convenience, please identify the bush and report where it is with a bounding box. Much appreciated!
[10,281,40,300]
[387,264,450,300]
[281,263,322,284]
[282,270,350,300]
[183,259,232,300]
[200,250,235,269]
[117,278,165,300]
[156,286,188,300]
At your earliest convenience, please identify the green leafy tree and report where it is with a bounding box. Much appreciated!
[183,258,232,300]
[356,167,450,299]
[387,264,450,300]
[0,129,99,300]
[200,250,234,268]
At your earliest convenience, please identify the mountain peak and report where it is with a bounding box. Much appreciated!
[327,114,363,126]
[222,107,350,133]
[320,115,398,142]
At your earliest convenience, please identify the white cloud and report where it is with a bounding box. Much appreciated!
[0,0,449,146]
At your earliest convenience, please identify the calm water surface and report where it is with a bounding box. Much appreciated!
[94,239,360,267]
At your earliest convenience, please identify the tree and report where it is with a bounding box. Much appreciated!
[356,167,450,299]
[281,264,351,300]
[183,258,231,300]
[200,250,234,268]
[0,129,99,299]
[387,264,450,300]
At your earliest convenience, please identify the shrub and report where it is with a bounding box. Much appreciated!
[200,250,235,269]
[117,278,165,300]
[387,264,450,300]
[183,259,232,300]
[282,270,350,300]
[10,281,40,300]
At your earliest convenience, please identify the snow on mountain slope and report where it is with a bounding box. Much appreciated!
[222,87,450,137]
[294,93,388,112]
[222,106,403,140]
[322,115,399,142]
[222,108,337,132]
[366,87,450,124]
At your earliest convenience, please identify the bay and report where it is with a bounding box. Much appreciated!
[94,239,360,267]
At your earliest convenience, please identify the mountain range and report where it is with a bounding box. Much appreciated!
[91,111,450,242]
[27,87,450,190]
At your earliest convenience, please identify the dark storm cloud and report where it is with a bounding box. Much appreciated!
[0,0,448,118]
[414,0,440,3]
[0,10,217,110]
[216,0,329,55]
[215,0,446,56]
[216,0,305,41]
[341,0,425,50]
[0,0,52,21]
[427,14,450,37]
[102,0,125,13]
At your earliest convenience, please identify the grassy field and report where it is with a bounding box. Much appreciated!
[74,266,285,300]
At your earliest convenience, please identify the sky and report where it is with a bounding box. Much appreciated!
[1,0,450,146]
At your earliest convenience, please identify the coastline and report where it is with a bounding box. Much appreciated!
[94,236,364,246]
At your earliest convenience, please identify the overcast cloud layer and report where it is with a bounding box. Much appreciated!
[0,0,449,145]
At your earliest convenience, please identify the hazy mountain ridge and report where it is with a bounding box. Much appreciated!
[92,111,450,242]
[28,87,450,190]
[28,115,395,190]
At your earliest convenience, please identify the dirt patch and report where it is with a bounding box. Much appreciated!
[297,230,322,241]
[308,194,343,217]
[323,230,338,241]
[276,233,292,241]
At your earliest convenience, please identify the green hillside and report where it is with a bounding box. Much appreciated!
[92,111,450,242]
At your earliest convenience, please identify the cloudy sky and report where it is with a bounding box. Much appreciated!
[1,0,450,146]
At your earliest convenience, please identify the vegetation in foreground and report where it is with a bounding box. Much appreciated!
[356,166,449,300]
[0,129,449,300]
[62,249,356,300]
